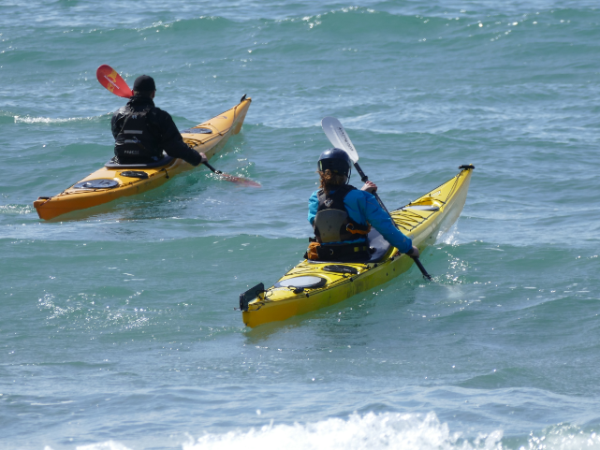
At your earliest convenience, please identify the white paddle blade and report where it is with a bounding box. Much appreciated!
[321,117,360,163]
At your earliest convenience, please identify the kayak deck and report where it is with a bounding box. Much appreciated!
[240,166,474,328]
[33,97,251,220]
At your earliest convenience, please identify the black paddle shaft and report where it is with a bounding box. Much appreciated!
[413,256,432,280]
[353,161,432,281]
[203,161,222,175]
[354,161,369,183]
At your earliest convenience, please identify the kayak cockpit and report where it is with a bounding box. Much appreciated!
[306,228,394,265]
[104,154,173,169]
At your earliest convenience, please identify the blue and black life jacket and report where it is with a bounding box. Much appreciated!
[311,185,372,261]
[314,185,371,243]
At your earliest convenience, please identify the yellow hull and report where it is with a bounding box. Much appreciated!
[242,166,474,327]
[34,98,251,220]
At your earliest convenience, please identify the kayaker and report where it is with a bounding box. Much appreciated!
[307,148,419,262]
[111,75,207,166]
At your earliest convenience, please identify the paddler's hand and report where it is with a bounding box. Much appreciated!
[361,181,378,194]
[407,245,420,258]
[199,152,208,164]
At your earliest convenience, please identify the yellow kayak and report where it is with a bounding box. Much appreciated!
[240,165,474,328]
[34,97,252,220]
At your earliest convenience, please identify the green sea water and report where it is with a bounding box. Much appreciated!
[1,1,600,449]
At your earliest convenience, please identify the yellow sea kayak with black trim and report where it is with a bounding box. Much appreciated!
[239,165,474,328]
[34,97,251,220]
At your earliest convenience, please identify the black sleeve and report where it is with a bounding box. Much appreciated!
[156,110,202,166]
[111,111,121,140]
[164,140,203,166]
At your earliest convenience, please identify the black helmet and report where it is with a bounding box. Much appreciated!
[318,148,352,179]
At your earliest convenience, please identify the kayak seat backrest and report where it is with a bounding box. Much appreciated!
[105,154,174,169]
[307,228,393,265]
[314,209,348,243]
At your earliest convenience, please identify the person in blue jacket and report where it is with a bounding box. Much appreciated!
[307,148,419,262]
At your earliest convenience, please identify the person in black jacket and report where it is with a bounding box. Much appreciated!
[111,75,207,166]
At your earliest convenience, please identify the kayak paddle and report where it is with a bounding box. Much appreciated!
[203,161,261,187]
[96,64,133,98]
[96,64,261,188]
[321,116,432,280]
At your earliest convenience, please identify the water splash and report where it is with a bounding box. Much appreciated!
[183,412,501,450]
[56,416,600,450]
[0,204,33,215]
[13,115,99,124]
[441,223,461,246]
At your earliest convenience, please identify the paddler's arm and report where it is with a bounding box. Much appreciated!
[308,191,319,226]
[157,110,206,166]
[111,108,125,140]
[360,191,414,254]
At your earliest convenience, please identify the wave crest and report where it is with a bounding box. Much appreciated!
[183,412,501,450]
[41,412,600,449]
[13,115,100,124]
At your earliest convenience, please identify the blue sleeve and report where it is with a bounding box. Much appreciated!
[345,190,413,254]
[308,191,319,225]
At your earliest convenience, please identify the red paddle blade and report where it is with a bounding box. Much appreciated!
[96,65,133,98]
[217,172,261,187]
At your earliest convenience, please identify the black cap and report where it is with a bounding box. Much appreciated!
[133,75,156,92]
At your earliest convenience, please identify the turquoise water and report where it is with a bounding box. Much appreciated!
[2,1,600,449]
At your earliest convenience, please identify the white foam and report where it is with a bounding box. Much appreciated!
[0,204,33,215]
[182,412,502,450]
[44,413,600,450]
[441,223,461,245]
[75,442,132,450]
[13,115,97,124]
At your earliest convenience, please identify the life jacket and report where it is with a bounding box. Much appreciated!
[314,185,371,243]
[114,105,162,160]
[309,185,372,262]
